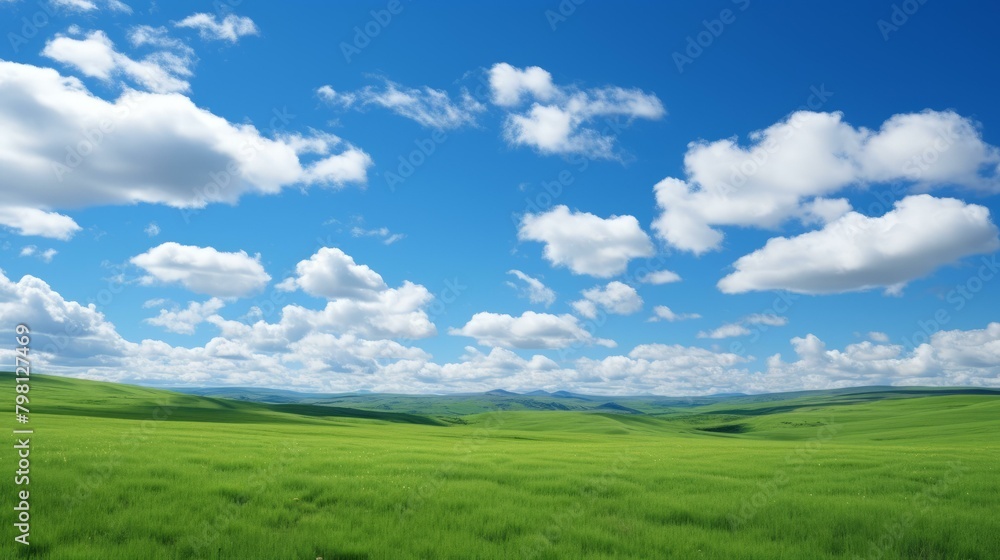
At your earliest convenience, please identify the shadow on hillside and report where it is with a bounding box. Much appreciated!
[710,388,1000,417]
[37,401,445,426]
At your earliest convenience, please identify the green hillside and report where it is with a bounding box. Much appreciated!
[2,373,998,559]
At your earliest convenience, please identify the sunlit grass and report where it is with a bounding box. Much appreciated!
[1,373,997,559]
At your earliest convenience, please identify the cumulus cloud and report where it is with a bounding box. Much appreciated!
[430,346,572,389]
[175,13,259,43]
[506,270,556,307]
[0,270,433,389]
[653,110,1000,254]
[869,331,890,342]
[131,242,271,297]
[648,305,700,322]
[571,281,642,319]
[761,323,1000,390]
[0,60,371,239]
[640,269,682,285]
[719,195,1000,295]
[488,63,556,106]
[698,313,788,339]
[273,247,436,339]
[0,271,131,362]
[43,28,194,93]
[277,247,386,300]
[575,344,751,395]
[698,323,751,339]
[4,269,1000,394]
[491,62,665,159]
[451,311,615,349]
[318,79,485,129]
[146,298,225,334]
[19,246,58,263]
[518,205,655,277]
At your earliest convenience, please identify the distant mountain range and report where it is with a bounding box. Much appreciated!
[169,385,1000,417]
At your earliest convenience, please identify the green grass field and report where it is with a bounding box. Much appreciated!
[2,373,998,559]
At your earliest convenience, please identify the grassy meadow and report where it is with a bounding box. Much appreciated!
[2,373,999,559]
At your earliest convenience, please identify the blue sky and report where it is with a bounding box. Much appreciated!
[2,0,999,394]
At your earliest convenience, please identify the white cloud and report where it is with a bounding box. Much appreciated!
[146,298,225,334]
[719,195,1000,295]
[131,242,271,297]
[318,80,485,129]
[213,280,437,342]
[317,85,353,106]
[144,222,160,237]
[175,13,259,43]
[488,63,556,107]
[128,25,192,54]
[52,0,98,10]
[4,269,1000,394]
[43,29,194,94]
[869,331,890,342]
[648,305,700,322]
[745,313,789,326]
[506,270,556,307]
[273,247,436,339]
[51,0,131,13]
[571,281,642,319]
[438,347,570,387]
[653,110,1000,254]
[575,344,751,395]
[640,269,682,285]
[451,311,615,349]
[18,246,57,263]
[698,313,788,339]
[698,323,751,339]
[142,298,169,309]
[761,323,1000,390]
[518,205,655,277]
[491,63,665,159]
[0,60,372,239]
[350,226,404,245]
[0,206,80,240]
[0,271,131,362]
[0,270,433,389]
[277,247,386,300]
